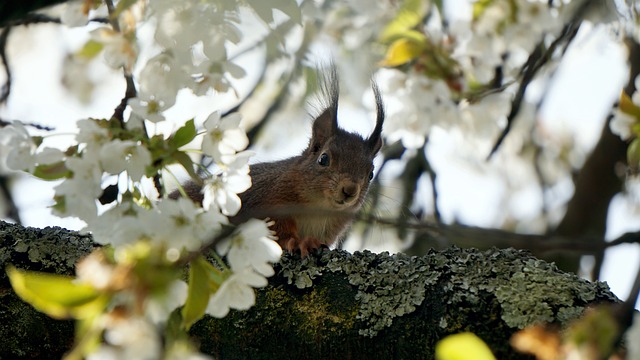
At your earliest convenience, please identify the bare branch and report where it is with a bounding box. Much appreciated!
[487,1,589,158]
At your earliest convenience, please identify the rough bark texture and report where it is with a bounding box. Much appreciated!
[0,220,620,359]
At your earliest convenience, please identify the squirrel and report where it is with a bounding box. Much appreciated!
[174,66,384,256]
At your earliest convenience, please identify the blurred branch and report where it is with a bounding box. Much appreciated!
[0,175,21,224]
[0,14,61,105]
[105,0,136,128]
[488,1,590,158]
[381,213,640,257]
[0,117,55,131]
[551,38,640,276]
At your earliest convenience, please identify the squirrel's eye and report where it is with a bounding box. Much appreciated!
[368,171,374,181]
[318,153,330,167]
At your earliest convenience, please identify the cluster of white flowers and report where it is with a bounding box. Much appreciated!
[375,68,458,149]
[1,0,293,357]
[452,1,562,84]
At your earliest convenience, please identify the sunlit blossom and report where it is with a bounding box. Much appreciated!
[205,267,268,318]
[202,151,252,216]
[99,139,152,181]
[201,112,249,162]
[216,219,281,276]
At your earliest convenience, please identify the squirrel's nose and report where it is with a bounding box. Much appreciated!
[341,183,359,200]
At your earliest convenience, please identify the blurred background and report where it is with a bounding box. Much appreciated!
[1,0,639,307]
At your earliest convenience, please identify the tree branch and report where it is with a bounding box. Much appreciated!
[0,219,621,360]
[488,1,590,158]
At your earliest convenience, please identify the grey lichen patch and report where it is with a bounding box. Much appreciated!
[280,249,441,337]
[434,248,616,329]
[0,220,97,278]
[279,246,618,338]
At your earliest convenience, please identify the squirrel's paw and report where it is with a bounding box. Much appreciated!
[281,236,324,257]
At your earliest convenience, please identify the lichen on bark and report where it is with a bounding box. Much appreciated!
[0,220,621,359]
[192,247,618,360]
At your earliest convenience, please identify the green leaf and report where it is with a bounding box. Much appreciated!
[76,40,104,60]
[173,151,201,182]
[380,0,428,43]
[33,161,71,180]
[379,37,425,67]
[7,266,107,319]
[181,256,213,330]
[169,119,197,149]
[628,138,640,170]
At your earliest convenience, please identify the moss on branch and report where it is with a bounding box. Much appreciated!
[0,220,619,359]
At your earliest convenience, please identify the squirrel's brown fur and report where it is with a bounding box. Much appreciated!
[175,66,384,256]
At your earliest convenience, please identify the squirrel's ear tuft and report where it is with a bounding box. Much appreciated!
[367,81,384,154]
[311,63,339,145]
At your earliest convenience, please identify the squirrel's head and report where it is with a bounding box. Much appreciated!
[301,65,384,210]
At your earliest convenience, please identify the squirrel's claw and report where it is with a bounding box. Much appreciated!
[281,236,324,257]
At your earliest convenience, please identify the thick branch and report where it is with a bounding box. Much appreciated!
[551,38,639,275]
[0,220,620,359]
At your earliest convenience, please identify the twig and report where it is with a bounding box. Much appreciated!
[0,14,61,105]
[0,26,13,104]
[422,138,441,223]
[487,1,588,158]
[0,118,54,131]
[0,175,21,224]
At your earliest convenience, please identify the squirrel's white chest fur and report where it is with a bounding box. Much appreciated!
[296,216,344,243]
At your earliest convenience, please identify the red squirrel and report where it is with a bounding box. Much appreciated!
[176,66,384,256]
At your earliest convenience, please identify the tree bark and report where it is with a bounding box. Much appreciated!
[0,220,620,359]
[551,38,639,275]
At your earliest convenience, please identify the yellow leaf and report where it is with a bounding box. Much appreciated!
[380,0,428,43]
[380,38,424,67]
[435,332,496,360]
[619,90,640,121]
[76,39,104,60]
[7,266,107,319]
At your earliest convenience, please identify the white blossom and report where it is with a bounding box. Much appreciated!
[610,109,636,140]
[216,219,281,276]
[99,317,161,360]
[150,198,226,252]
[53,156,103,220]
[61,1,89,27]
[84,202,142,246]
[191,57,246,96]
[202,151,252,216]
[201,112,248,162]
[76,253,115,290]
[376,69,458,149]
[90,27,138,73]
[145,280,188,325]
[76,119,110,147]
[99,139,152,181]
[137,53,184,106]
[205,267,268,318]
[128,93,174,123]
[0,122,38,172]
